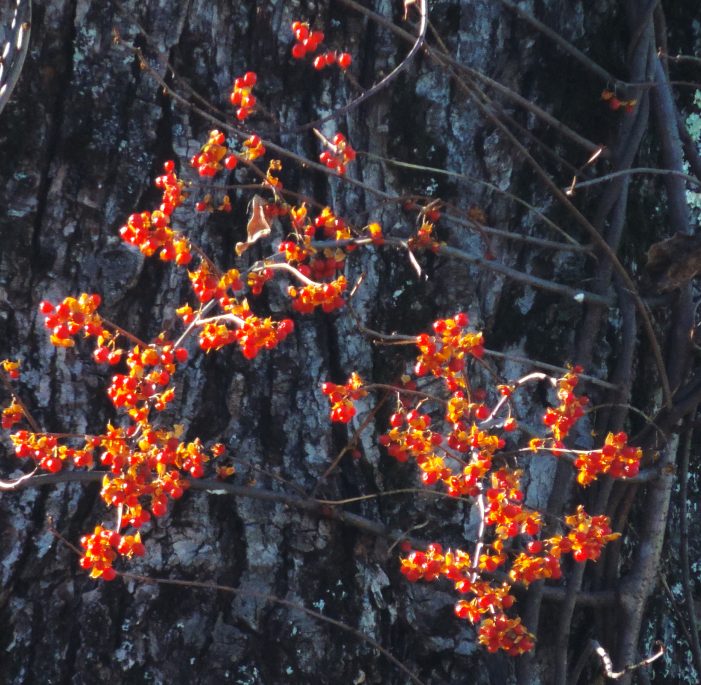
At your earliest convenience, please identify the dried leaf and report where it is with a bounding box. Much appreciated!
[235,195,272,256]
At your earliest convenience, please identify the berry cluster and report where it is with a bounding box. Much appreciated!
[243,134,265,161]
[191,129,231,177]
[321,373,367,423]
[103,343,187,419]
[187,263,238,304]
[200,315,294,359]
[312,206,352,241]
[229,71,257,120]
[119,161,193,265]
[414,313,485,391]
[39,294,106,348]
[380,409,443,465]
[154,160,188,215]
[477,616,535,656]
[319,133,356,175]
[408,220,441,252]
[573,431,642,485]
[484,468,541,539]
[1,398,24,429]
[399,543,534,655]
[288,275,347,313]
[552,505,621,563]
[290,21,352,71]
[1,359,21,380]
[351,317,635,653]
[367,222,384,245]
[540,367,588,444]
[79,526,121,580]
[601,90,637,113]
[247,267,274,296]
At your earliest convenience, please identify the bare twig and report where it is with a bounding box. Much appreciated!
[500,0,655,91]
[593,639,664,679]
[566,166,701,192]
[46,521,426,685]
[284,0,428,134]
[340,0,603,155]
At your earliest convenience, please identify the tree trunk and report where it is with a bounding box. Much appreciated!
[1,1,700,683]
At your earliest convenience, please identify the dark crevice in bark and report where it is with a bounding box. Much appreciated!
[29,0,78,268]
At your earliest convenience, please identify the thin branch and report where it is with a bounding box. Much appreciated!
[2,471,423,546]
[440,209,592,254]
[437,243,611,306]
[593,640,665,679]
[0,467,37,490]
[100,316,149,348]
[437,60,672,407]
[339,0,603,156]
[47,521,426,685]
[500,0,655,90]
[126,572,428,685]
[361,151,585,248]
[282,0,428,134]
[312,395,389,495]
[483,350,617,390]
[566,166,701,192]
[660,52,701,66]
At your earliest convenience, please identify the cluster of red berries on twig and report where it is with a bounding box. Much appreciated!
[229,71,257,120]
[414,313,485,391]
[119,161,193,265]
[601,89,637,113]
[39,293,106,348]
[573,431,641,485]
[539,367,588,443]
[318,132,356,175]
[290,21,352,71]
[1,398,24,429]
[321,373,367,423]
[288,275,347,313]
[319,312,640,654]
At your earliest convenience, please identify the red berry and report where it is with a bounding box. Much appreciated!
[313,55,326,70]
[527,540,543,554]
[93,347,110,364]
[474,405,489,420]
[337,52,352,70]
[503,418,517,432]
[389,412,404,428]
[293,23,309,41]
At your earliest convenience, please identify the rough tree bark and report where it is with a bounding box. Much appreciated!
[1,1,700,684]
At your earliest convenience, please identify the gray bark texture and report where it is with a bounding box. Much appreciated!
[1,1,700,684]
